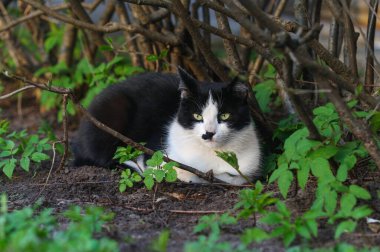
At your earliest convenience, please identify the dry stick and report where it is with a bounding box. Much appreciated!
[0,85,35,99]
[365,0,379,93]
[340,0,359,80]
[2,73,223,183]
[21,0,180,46]
[215,2,243,72]
[98,0,116,26]
[283,54,322,140]
[191,19,282,71]
[67,0,114,61]
[290,53,380,170]
[170,0,229,81]
[115,1,144,67]
[122,0,170,8]
[57,94,69,172]
[251,0,287,83]
[328,19,343,58]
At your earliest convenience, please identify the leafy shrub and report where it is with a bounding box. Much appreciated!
[113,147,177,191]
[0,120,51,178]
[0,194,118,252]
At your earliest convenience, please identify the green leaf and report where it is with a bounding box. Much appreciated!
[3,158,16,178]
[349,185,371,200]
[119,183,127,193]
[283,230,296,247]
[305,219,318,237]
[20,156,30,172]
[296,224,311,239]
[132,173,142,182]
[241,228,269,244]
[165,169,177,182]
[44,36,58,53]
[324,190,337,215]
[99,45,113,51]
[340,193,357,215]
[146,151,164,167]
[144,176,155,190]
[278,170,293,198]
[159,49,169,59]
[253,79,276,113]
[268,163,287,183]
[260,212,282,225]
[146,54,159,62]
[215,151,239,169]
[297,159,310,189]
[336,164,348,182]
[31,152,50,162]
[154,170,165,183]
[308,145,338,159]
[351,206,372,219]
[335,220,356,239]
[310,158,335,183]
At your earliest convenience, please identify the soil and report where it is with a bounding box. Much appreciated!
[1,99,380,252]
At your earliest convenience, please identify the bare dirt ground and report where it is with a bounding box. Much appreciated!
[1,100,380,251]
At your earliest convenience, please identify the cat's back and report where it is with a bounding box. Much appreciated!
[91,72,179,108]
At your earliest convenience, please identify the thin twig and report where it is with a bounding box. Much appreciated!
[0,85,35,99]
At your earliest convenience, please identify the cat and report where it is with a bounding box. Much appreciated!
[72,67,261,185]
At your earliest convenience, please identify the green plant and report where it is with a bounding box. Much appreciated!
[268,101,373,240]
[185,213,241,252]
[113,148,177,191]
[0,120,51,178]
[150,229,170,252]
[34,56,143,121]
[234,181,277,224]
[143,151,178,190]
[0,194,118,252]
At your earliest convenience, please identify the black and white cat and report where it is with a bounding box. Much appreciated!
[72,67,261,185]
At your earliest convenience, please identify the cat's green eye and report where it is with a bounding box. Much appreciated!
[220,113,231,120]
[193,113,203,121]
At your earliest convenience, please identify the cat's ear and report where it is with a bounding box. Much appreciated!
[226,78,249,100]
[177,66,198,98]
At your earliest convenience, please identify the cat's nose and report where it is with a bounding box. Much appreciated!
[202,131,215,140]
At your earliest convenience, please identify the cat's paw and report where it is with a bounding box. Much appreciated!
[174,167,207,183]
[215,173,249,185]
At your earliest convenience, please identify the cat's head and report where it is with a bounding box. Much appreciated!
[176,67,252,148]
